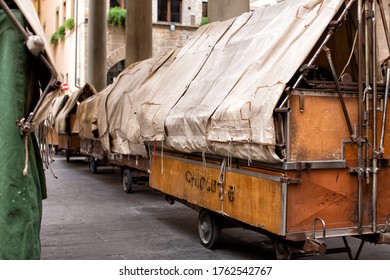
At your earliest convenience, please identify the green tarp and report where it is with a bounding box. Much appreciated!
[0,9,46,260]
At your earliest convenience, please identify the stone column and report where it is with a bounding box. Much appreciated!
[88,0,107,92]
[125,0,153,67]
[208,0,249,23]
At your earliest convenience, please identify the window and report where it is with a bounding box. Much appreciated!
[110,0,126,8]
[158,0,182,23]
[55,7,60,29]
[63,1,67,24]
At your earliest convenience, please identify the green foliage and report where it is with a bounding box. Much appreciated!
[108,6,126,28]
[57,25,66,38]
[201,17,208,26]
[50,18,75,45]
[64,18,75,30]
[50,33,59,45]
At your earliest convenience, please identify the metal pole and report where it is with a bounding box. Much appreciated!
[323,46,354,138]
[364,1,371,185]
[377,0,390,50]
[357,0,364,233]
[380,61,390,154]
[371,0,378,233]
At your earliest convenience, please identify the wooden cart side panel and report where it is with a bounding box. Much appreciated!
[150,155,284,235]
[222,171,283,234]
[150,155,222,212]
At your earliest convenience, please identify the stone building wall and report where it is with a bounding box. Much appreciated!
[106,23,198,71]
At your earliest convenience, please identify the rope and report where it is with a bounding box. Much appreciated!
[22,135,29,176]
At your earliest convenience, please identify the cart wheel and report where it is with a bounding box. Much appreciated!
[198,210,220,249]
[89,159,98,174]
[123,169,133,193]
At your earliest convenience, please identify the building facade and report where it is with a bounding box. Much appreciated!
[34,0,205,92]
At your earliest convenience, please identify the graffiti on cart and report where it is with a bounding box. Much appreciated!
[185,170,217,193]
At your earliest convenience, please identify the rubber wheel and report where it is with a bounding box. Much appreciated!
[123,169,133,193]
[198,210,221,249]
[89,159,98,174]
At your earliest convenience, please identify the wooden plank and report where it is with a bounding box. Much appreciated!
[222,171,283,234]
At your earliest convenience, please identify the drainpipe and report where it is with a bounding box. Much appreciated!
[74,0,80,88]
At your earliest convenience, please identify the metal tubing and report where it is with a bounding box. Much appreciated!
[357,0,364,233]
[279,0,356,108]
[323,46,354,138]
[377,0,390,50]
[364,1,371,185]
[380,62,390,154]
[372,0,378,233]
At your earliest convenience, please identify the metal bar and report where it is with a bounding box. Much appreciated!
[0,0,28,41]
[323,45,355,139]
[364,1,371,185]
[354,239,365,259]
[376,0,390,50]
[371,0,378,233]
[279,0,356,108]
[379,61,390,154]
[342,236,354,260]
[357,0,364,233]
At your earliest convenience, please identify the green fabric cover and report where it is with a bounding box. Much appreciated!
[0,9,47,260]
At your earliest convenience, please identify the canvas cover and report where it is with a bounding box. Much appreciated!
[0,8,46,260]
[149,0,345,163]
[109,0,344,163]
[54,83,96,135]
[74,0,348,162]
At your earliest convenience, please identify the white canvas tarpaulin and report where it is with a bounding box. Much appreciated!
[134,0,344,162]
[54,83,96,135]
[74,0,347,163]
[97,51,177,155]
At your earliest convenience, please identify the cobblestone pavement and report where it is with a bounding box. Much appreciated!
[40,155,390,260]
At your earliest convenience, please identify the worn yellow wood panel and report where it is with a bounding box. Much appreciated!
[289,93,358,161]
[222,171,283,235]
[150,155,284,235]
[150,155,222,211]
